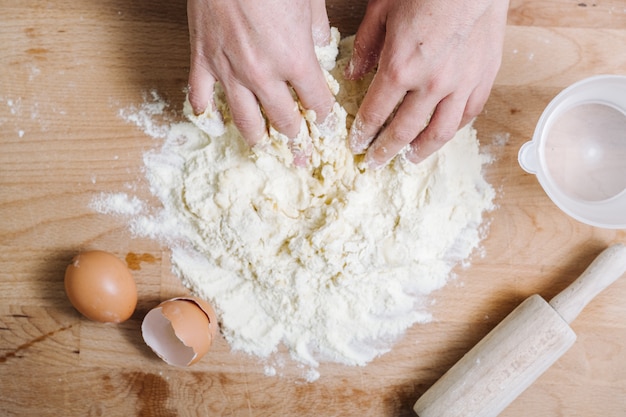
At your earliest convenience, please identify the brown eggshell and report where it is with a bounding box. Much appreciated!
[178,296,219,341]
[64,250,137,323]
[141,296,219,366]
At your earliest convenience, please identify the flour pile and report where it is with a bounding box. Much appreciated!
[99,33,495,375]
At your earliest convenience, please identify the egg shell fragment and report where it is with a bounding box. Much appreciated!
[142,296,219,366]
[64,250,137,323]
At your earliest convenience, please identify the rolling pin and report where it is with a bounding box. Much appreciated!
[414,243,626,417]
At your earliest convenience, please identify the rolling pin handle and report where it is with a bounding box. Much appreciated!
[549,243,626,324]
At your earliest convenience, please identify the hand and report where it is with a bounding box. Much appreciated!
[187,0,334,155]
[346,0,509,168]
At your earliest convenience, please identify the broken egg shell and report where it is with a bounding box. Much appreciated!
[64,250,137,323]
[141,296,219,366]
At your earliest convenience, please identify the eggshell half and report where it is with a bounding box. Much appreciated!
[141,296,219,366]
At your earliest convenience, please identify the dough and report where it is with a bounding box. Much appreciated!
[140,31,495,372]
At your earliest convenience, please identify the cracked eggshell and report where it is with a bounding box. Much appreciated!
[141,296,219,366]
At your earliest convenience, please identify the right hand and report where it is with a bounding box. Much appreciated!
[187,0,335,154]
[345,0,509,168]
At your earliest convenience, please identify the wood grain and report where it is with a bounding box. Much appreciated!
[508,0,626,29]
[2,1,626,416]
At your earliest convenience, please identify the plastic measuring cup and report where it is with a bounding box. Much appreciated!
[518,75,626,229]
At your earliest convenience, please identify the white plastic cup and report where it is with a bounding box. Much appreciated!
[518,75,626,229]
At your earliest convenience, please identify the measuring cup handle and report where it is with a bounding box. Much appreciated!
[518,141,538,174]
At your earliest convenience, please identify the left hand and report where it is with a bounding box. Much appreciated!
[186,0,334,165]
[346,0,510,168]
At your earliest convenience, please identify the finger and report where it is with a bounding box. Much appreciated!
[289,122,312,168]
[288,34,335,122]
[459,93,485,128]
[460,77,493,127]
[348,72,406,155]
[406,94,466,164]
[364,90,437,168]
[256,81,303,139]
[310,0,331,47]
[256,79,314,165]
[290,67,335,124]
[221,81,267,147]
[345,1,386,80]
[187,61,218,115]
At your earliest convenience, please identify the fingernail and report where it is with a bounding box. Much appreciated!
[348,115,370,154]
[345,42,365,80]
[317,106,338,137]
[185,85,204,116]
[290,140,309,167]
[291,150,309,167]
[406,144,425,165]
[365,153,384,170]
[364,134,393,170]
[344,58,355,80]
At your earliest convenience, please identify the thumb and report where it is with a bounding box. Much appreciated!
[345,3,386,80]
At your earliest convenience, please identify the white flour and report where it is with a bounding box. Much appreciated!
[89,192,145,216]
[99,33,495,379]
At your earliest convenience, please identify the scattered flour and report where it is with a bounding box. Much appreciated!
[96,32,495,378]
[89,192,145,216]
[117,90,173,139]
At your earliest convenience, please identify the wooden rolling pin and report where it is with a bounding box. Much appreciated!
[414,243,626,417]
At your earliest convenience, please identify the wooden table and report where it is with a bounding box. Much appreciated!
[1,1,625,415]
